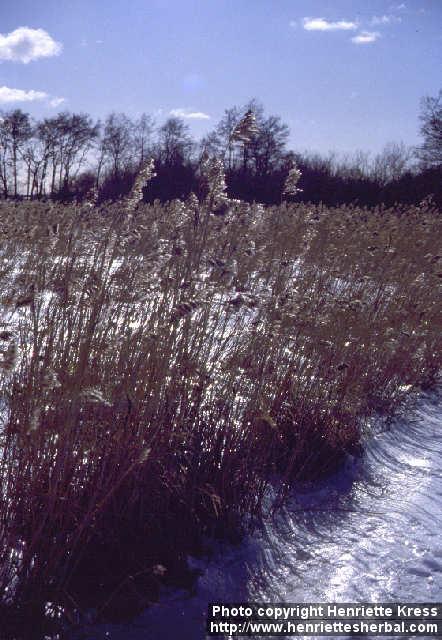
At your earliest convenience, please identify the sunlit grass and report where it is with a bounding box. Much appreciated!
[0,196,440,635]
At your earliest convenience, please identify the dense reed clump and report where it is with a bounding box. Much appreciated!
[0,195,441,636]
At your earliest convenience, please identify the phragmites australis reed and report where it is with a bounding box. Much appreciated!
[283,160,303,198]
[0,195,440,636]
[0,338,17,373]
[84,184,99,207]
[126,158,157,212]
[230,109,260,144]
[201,155,229,207]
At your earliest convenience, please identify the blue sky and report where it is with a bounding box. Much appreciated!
[0,0,440,155]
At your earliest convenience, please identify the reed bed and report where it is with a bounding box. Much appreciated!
[0,197,441,636]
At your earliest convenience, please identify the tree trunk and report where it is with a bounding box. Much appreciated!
[13,145,17,197]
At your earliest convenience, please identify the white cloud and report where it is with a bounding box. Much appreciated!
[0,86,48,103]
[351,31,381,44]
[391,3,406,10]
[170,108,210,120]
[371,14,402,25]
[0,27,62,64]
[0,85,65,107]
[303,17,358,31]
[49,97,66,108]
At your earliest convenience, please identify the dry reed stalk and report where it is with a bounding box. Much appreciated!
[0,197,440,635]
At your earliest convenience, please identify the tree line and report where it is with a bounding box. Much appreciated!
[0,93,440,206]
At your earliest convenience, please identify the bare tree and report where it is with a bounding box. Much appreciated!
[22,137,43,198]
[0,109,32,197]
[249,114,289,176]
[35,116,60,195]
[210,106,243,170]
[58,113,99,190]
[206,101,289,175]
[157,117,193,166]
[100,113,135,177]
[0,117,9,198]
[32,113,98,196]
[416,90,442,168]
[133,114,155,167]
[199,129,222,160]
[372,142,413,185]
[336,150,372,180]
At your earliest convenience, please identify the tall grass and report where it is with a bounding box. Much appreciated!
[0,197,441,635]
